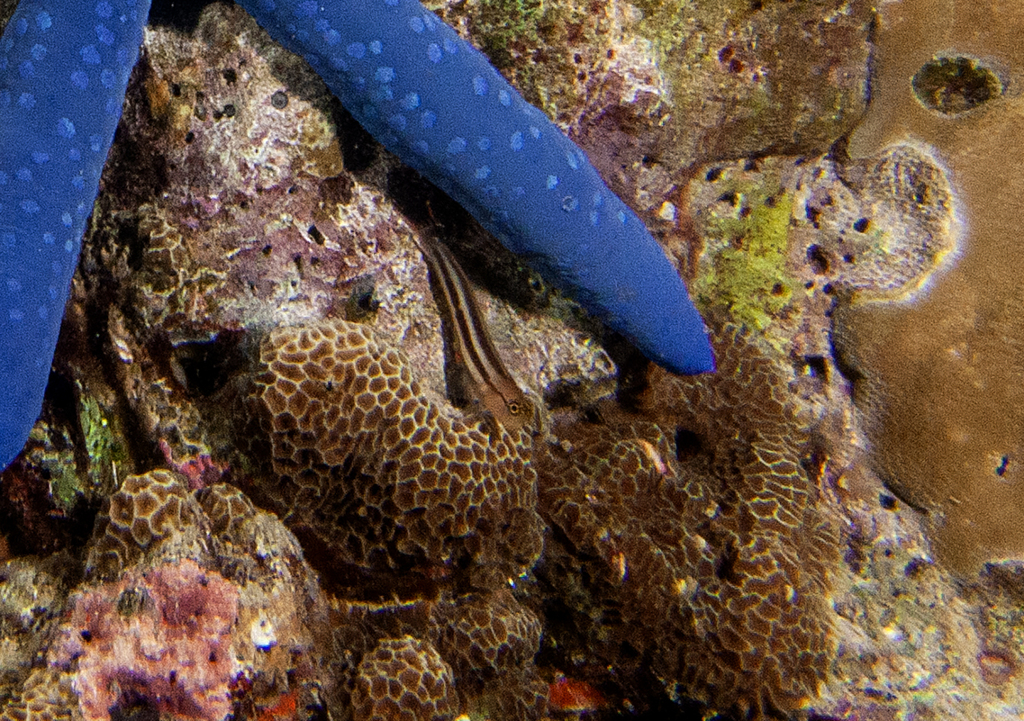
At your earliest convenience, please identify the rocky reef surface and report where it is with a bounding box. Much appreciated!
[2,1,1024,720]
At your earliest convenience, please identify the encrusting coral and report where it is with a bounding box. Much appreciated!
[429,590,547,719]
[85,469,210,580]
[535,325,837,718]
[835,0,1024,573]
[247,319,544,583]
[235,310,839,717]
[55,558,239,721]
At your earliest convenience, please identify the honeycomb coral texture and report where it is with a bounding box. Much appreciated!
[538,326,836,718]
[432,591,541,676]
[351,636,456,721]
[249,320,543,576]
[86,470,209,580]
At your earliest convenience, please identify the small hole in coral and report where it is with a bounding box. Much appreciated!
[706,167,723,182]
[801,355,828,380]
[843,253,855,264]
[715,543,740,583]
[171,331,246,397]
[109,690,159,721]
[184,131,195,144]
[222,68,237,84]
[912,182,929,205]
[879,494,897,510]
[996,455,1009,477]
[223,104,236,118]
[978,649,1016,685]
[308,225,326,245]
[674,428,702,461]
[904,557,929,577]
[853,217,870,233]
[806,245,829,274]
[80,629,93,642]
[912,56,1002,115]
[271,90,289,109]
[345,275,380,321]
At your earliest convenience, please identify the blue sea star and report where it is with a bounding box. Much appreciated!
[0,0,714,470]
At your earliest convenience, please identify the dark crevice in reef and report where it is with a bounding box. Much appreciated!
[148,0,217,32]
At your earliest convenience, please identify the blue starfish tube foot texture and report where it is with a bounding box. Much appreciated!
[0,0,714,470]
[0,0,153,470]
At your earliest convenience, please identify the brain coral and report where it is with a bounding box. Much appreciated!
[430,590,546,719]
[535,325,836,718]
[0,667,77,721]
[247,319,544,582]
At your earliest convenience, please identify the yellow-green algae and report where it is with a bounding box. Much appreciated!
[30,385,127,513]
[836,0,1024,573]
[425,0,595,123]
[691,166,799,336]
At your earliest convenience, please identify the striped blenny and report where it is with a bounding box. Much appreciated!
[418,238,536,433]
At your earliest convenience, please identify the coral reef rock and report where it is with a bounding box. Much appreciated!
[1,471,332,721]
[247,319,544,583]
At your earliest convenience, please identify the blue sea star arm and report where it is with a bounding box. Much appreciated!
[0,0,152,469]
[236,0,715,374]
[1,0,713,471]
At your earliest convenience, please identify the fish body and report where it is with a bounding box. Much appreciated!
[417,236,535,433]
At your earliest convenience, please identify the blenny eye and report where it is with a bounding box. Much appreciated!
[508,401,522,415]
